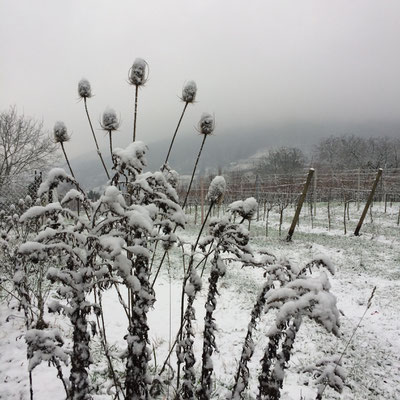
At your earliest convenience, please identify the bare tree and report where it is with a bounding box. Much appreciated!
[257,146,306,175]
[0,106,57,184]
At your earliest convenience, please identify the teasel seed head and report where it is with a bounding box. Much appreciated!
[128,58,148,86]
[78,78,92,98]
[182,80,197,103]
[53,121,70,143]
[198,113,215,135]
[207,176,226,203]
[101,107,120,131]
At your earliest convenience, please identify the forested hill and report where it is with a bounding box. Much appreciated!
[69,121,400,189]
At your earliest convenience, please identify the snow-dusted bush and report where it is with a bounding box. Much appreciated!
[5,61,344,400]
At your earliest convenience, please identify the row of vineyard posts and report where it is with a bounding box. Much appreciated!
[179,167,399,237]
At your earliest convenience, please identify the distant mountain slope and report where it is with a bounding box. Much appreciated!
[69,121,400,189]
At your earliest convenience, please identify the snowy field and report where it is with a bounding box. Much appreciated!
[1,202,399,399]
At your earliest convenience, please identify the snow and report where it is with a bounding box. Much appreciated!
[101,107,119,131]
[78,78,92,98]
[198,113,215,135]
[53,121,69,143]
[37,169,69,197]
[113,141,147,171]
[129,58,147,86]
[207,176,226,202]
[2,197,400,399]
[20,202,62,222]
[182,80,197,103]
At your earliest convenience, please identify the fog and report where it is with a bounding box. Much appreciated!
[1,0,399,159]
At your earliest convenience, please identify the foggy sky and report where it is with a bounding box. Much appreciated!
[1,0,400,159]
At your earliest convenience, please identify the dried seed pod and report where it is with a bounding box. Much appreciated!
[128,58,148,86]
[182,81,197,103]
[78,78,92,98]
[198,113,214,135]
[207,176,226,203]
[101,108,119,131]
[53,121,70,143]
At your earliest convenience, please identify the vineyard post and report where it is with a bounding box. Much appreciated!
[313,169,317,217]
[354,168,382,236]
[286,168,314,242]
[200,176,204,224]
[256,174,260,221]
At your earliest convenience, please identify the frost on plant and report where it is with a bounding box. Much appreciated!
[78,78,92,99]
[101,107,119,131]
[182,80,197,103]
[53,121,70,143]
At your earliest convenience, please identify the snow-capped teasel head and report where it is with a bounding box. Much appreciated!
[78,78,92,99]
[53,121,69,143]
[207,176,226,203]
[101,107,120,131]
[182,80,197,103]
[198,113,215,135]
[128,58,148,86]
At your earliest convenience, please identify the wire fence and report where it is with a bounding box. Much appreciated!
[178,168,400,207]
[1,168,399,216]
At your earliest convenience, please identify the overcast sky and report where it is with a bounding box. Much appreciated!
[1,0,399,158]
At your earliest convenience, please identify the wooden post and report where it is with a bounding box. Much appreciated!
[313,169,317,217]
[255,174,260,221]
[354,169,382,236]
[286,169,314,242]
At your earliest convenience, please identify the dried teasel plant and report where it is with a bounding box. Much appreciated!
[162,80,198,171]
[78,78,110,179]
[53,121,75,178]
[101,107,120,161]
[128,58,148,142]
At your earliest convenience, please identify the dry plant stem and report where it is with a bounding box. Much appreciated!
[133,85,138,142]
[182,133,208,210]
[0,284,38,317]
[29,371,33,400]
[151,133,209,288]
[54,358,70,399]
[316,286,376,400]
[231,280,273,398]
[176,202,215,389]
[83,98,110,179]
[157,203,215,380]
[162,102,188,171]
[60,142,75,178]
[93,289,123,400]
[108,130,113,161]
[200,242,215,277]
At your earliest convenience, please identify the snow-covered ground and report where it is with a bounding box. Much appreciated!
[1,202,399,399]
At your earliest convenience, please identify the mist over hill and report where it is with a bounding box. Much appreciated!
[69,121,400,190]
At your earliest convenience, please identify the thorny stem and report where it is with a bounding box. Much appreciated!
[0,284,38,317]
[133,85,138,142]
[176,202,215,390]
[29,371,33,400]
[108,130,113,161]
[151,132,209,289]
[316,286,377,400]
[200,239,215,278]
[54,357,70,399]
[60,141,92,219]
[60,142,75,179]
[158,202,215,382]
[162,102,189,171]
[83,98,110,179]
[182,133,208,210]
[93,289,123,399]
